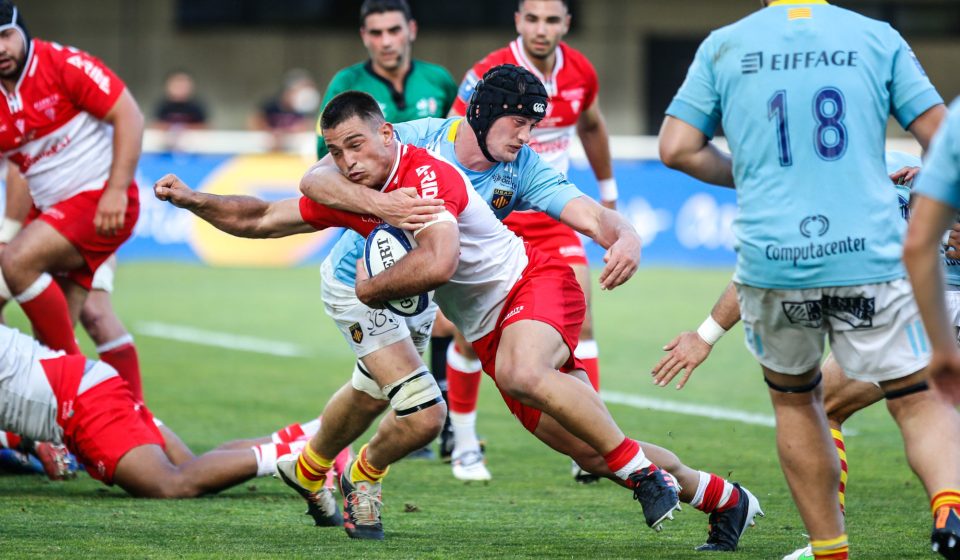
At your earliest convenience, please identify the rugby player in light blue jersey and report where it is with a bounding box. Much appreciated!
[907,98,960,408]
[658,1,960,558]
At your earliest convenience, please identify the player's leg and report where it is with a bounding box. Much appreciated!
[0,219,84,353]
[571,263,599,391]
[79,256,145,403]
[430,309,454,460]
[446,326,487,479]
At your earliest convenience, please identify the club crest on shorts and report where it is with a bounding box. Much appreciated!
[492,188,513,209]
[349,322,364,344]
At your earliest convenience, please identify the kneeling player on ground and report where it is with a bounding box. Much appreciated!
[157,90,764,550]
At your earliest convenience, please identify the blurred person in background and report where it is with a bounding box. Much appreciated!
[315,0,459,463]
[152,70,207,151]
[250,68,320,152]
[448,0,617,484]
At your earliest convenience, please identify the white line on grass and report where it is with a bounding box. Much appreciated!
[134,321,311,358]
[601,390,776,428]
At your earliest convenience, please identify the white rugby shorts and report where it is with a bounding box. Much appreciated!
[320,258,435,359]
[736,278,929,383]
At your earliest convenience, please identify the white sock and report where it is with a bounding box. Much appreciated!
[690,471,711,509]
[251,440,307,477]
[450,411,480,455]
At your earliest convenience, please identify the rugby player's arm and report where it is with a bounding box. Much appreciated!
[557,196,640,290]
[658,116,734,188]
[652,281,740,389]
[907,104,948,152]
[0,163,32,243]
[576,99,617,209]
[300,157,443,230]
[355,221,460,307]
[96,89,145,236]
[153,174,314,239]
[903,195,958,357]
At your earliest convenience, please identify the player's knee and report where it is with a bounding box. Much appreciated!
[496,361,547,404]
[403,400,447,441]
[384,366,445,427]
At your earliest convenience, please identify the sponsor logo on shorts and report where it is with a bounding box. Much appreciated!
[349,322,364,344]
[899,194,911,221]
[502,305,525,324]
[365,308,400,336]
[782,296,875,328]
[492,187,514,209]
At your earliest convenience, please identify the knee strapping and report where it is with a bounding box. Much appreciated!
[764,371,822,393]
[884,380,929,400]
[384,366,443,417]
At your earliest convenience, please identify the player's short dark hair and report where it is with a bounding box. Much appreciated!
[360,0,413,25]
[517,0,569,11]
[320,91,386,132]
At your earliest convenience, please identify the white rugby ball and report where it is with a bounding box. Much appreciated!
[363,224,432,317]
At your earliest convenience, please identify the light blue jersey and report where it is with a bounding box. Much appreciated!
[327,117,583,286]
[667,0,942,289]
[915,98,960,286]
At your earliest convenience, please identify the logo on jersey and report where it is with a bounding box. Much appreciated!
[741,52,763,74]
[34,95,60,121]
[491,187,514,209]
[349,322,364,344]
[66,55,111,95]
[416,97,439,117]
[908,48,928,77]
[799,215,830,238]
[415,164,439,199]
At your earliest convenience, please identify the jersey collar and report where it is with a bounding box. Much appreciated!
[509,37,562,97]
[379,142,405,192]
[767,0,828,6]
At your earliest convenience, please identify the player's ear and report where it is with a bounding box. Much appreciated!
[562,14,571,34]
[380,122,394,145]
[408,19,418,42]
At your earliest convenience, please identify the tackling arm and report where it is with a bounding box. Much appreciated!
[576,100,617,209]
[658,116,734,188]
[300,158,443,230]
[557,196,640,290]
[153,174,314,239]
[355,222,460,307]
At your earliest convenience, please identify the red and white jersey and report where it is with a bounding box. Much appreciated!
[0,326,116,444]
[452,38,599,175]
[300,143,529,341]
[0,39,125,209]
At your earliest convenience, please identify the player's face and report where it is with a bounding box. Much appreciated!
[361,12,417,73]
[515,0,569,60]
[485,115,538,163]
[324,116,396,188]
[0,28,26,80]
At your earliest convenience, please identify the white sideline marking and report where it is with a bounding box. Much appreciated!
[601,390,776,428]
[135,321,311,358]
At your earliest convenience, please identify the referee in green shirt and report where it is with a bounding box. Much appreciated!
[315,0,458,159]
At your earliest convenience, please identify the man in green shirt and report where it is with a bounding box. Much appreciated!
[315,0,457,159]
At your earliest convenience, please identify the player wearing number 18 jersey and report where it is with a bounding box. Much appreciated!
[660,2,960,558]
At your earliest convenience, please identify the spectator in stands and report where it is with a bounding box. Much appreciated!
[152,70,208,152]
[249,69,321,151]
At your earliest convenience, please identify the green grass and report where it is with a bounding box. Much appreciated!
[0,263,935,558]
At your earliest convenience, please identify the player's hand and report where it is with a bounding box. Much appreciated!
[945,222,960,260]
[651,331,713,389]
[375,187,445,231]
[354,258,384,308]
[153,174,198,209]
[94,187,128,237]
[598,233,640,290]
[927,349,960,406]
[889,165,921,187]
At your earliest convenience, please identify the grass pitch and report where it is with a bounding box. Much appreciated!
[0,263,935,558]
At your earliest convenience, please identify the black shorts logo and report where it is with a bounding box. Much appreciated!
[492,188,513,210]
[782,296,875,329]
[349,322,364,344]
